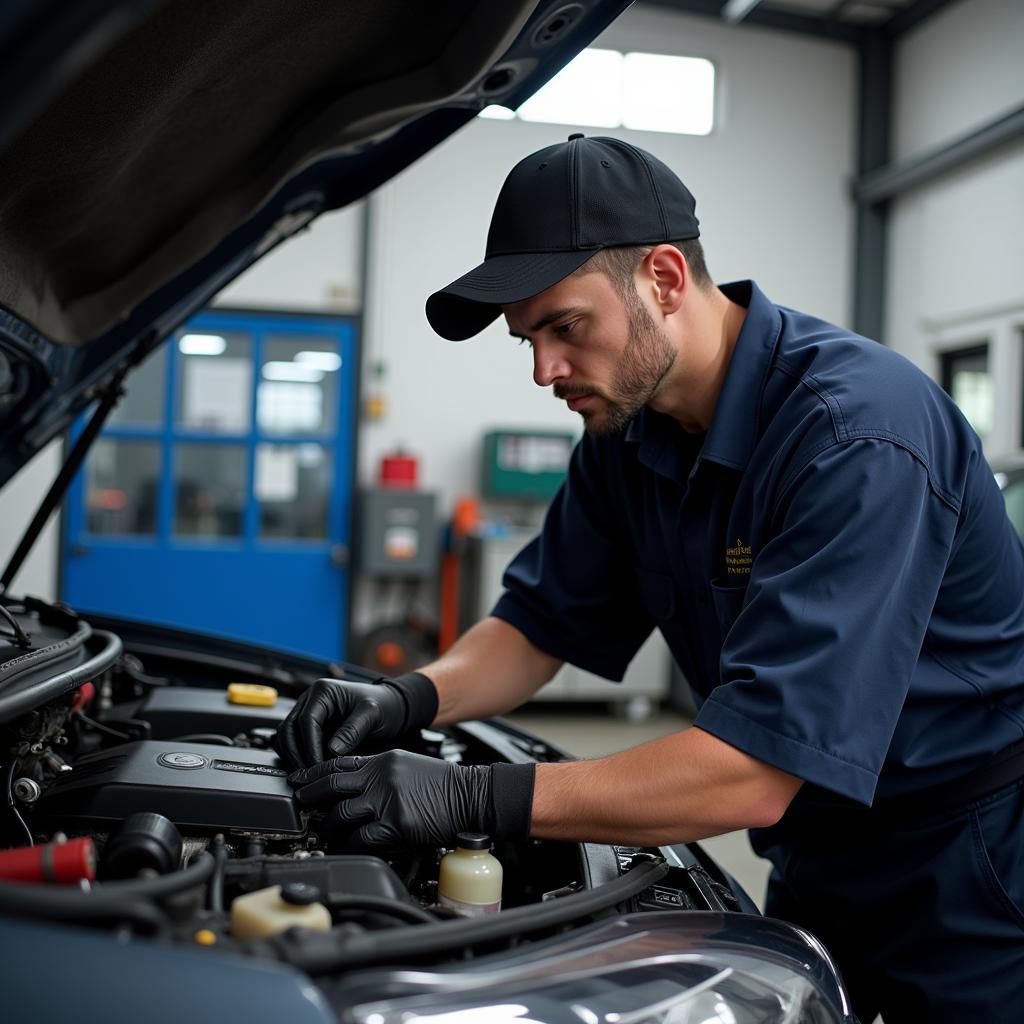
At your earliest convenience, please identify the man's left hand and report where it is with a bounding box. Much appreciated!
[290,749,511,849]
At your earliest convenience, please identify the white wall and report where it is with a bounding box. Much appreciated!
[361,3,857,508]
[886,0,1024,457]
[0,440,62,600]
[6,3,858,601]
[214,203,364,312]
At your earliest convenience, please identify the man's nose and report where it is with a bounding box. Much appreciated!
[532,340,571,388]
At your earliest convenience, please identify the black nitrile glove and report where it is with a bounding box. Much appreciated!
[276,672,438,771]
[289,749,536,849]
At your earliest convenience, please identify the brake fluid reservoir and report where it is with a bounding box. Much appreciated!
[230,883,331,939]
[438,833,502,916]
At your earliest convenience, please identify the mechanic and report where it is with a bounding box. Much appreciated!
[278,135,1024,1022]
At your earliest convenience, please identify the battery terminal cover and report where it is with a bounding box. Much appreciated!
[227,683,278,707]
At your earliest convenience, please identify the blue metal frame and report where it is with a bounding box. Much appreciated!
[63,309,358,660]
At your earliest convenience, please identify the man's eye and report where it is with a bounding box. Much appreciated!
[556,320,578,336]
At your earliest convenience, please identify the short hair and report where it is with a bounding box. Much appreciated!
[577,239,712,296]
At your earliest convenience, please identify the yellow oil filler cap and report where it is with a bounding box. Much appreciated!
[227,683,278,707]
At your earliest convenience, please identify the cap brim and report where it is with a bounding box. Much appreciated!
[425,249,599,341]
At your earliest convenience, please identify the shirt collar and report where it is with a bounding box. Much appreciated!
[624,280,781,481]
[699,280,782,472]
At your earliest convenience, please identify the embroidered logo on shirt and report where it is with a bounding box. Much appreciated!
[725,538,752,576]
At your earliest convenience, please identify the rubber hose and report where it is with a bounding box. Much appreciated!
[326,895,437,925]
[0,850,214,924]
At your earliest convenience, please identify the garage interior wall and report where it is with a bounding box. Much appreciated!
[1,2,858,605]
[885,0,1024,458]
[360,4,856,507]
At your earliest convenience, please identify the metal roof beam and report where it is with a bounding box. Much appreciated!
[855,104,1024,204]
[639,0,867,44]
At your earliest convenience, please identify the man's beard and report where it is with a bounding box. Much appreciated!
[556,287,676,437]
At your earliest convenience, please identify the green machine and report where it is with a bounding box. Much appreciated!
[481,429,576,502]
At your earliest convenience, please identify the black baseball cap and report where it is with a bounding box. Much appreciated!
[425,134,700,341]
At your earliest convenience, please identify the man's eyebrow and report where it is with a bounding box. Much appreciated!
[508,306,584,339]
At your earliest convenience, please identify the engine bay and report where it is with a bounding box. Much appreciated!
[0,597,742,977]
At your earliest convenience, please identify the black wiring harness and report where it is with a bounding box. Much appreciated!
[0,603,32,649]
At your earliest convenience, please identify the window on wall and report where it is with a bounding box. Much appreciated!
[941,344,993,441]
[480,48,715,136]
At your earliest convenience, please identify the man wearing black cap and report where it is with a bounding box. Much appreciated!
[280,135,1024,1021]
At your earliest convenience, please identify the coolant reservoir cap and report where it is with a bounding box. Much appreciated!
[455,832,491,850]
[227,683,278,707]
[280,882,322,906]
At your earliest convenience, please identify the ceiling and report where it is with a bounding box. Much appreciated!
[757,0,915,28]
[643,0,956,42]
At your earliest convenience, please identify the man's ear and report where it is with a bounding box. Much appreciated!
[642,244,687,315]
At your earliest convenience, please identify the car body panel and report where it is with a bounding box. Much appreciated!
[1,915,336,1024]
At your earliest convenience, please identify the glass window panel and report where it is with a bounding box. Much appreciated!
[482,49,716,136]
[174,444,247,538]
[256,443,331,540]
[478,105,515,120]
[622,53,715,136]
[175,331,252,433]
[941,344,991,440]
[85,439,160,536]
[108,346,167,427]
[518,48,623,128]
[258,335,339,435]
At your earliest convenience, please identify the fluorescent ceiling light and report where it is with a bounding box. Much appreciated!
[622,54,715,136]
[518,48,623,128]
[479,105,515,120]
[179,333,227,356]
[294,350,342,371]
[262,362,324,383]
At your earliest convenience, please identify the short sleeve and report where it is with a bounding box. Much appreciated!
[491,437,655,680]
[695,438,959,805]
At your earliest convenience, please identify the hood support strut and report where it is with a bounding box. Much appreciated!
[0,337,153,594]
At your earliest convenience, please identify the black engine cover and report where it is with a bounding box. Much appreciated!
[131,686,296,738]
[37,740,302,834]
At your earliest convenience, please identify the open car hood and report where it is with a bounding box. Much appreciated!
[0,0,630,488]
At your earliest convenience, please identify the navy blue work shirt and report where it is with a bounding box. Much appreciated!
[493,280,1024,814]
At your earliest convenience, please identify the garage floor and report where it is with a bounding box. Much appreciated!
[504,703,773,910]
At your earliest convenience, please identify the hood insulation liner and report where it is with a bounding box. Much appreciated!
[0,0,534,345]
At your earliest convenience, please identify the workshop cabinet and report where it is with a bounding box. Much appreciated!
[466,531,670,717]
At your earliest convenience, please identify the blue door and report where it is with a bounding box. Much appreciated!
[63,310,357,661]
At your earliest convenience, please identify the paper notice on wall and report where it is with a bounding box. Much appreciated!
[183,358,252,431]
[255,446,298,502]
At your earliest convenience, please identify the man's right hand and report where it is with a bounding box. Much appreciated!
[275,672,438,771]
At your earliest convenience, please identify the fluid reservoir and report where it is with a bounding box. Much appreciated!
[230,883,331,939]
[438,832,503,916]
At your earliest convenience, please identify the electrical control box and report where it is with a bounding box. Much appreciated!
[357,489,439,578]
[481,430,575,502]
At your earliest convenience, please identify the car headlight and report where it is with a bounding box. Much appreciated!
[342,912,851,1024]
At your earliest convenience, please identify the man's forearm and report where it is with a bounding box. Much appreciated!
[530,725,803,846]
[417,616,563,726]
